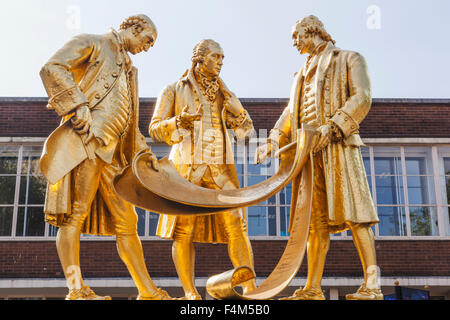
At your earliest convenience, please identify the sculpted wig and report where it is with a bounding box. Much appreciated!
[119,14,156,35]
[295,15,335,45]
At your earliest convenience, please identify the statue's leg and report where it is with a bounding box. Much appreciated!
[172,215,199,299]
[306,153,330,289]
[349,224,377,287]
[284,153,329,300]
[304,220,330,291]
[57,157,104,291]
[346,223,383,300]
[222,209,256,294]
[203,170,256,294]
[99,162,172,299]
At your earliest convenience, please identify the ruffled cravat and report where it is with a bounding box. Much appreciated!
[198,73,220,102]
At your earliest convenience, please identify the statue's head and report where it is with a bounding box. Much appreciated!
[191,39,224,78]
[291,15,335,55]
[119,14,157,55]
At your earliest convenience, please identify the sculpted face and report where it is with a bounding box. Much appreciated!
[199,44,224,78]
[128,25,157,55]
[291,24,312,55]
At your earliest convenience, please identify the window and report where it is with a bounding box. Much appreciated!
[0,146,18,236]
[364,146,446,237]
[246,139,277,236]
[0,145,47,237]
[372,147,406,236]
[1,142,449,239]
[438,147,450,236]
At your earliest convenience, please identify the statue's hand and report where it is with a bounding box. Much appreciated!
[71,104,94,144]
[177,105,202,130]
[254,143,272,165]
[313,124,331,153]
[147,151,160,172]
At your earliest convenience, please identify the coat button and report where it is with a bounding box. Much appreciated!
[68,90,73,95]
[95,93,101,99]
[104,83,110,89]
[112,72,118,78]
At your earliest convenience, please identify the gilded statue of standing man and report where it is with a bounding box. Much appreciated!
[149,39,256,300]
[256,15,383,300]
[39,14,172,300]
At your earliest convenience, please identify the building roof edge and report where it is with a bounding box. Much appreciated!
[0,97,449,105]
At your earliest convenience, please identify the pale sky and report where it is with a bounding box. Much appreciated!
[1,0,449,99]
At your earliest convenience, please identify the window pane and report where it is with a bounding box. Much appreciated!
[268,206,276,236]
[377,206,406,236]
[248,161,275,176]
[235,163,244,175]
[148,212,159,236]
[0,146,18,174]
[136,207,146,236]
[21,146,43,175]
[375,176,404,205]
[409,207,439,236]
[446,177,450,205]
[405,158,426,175]
[444,158,450,175]
[407,176,435,205]
[0,176,16,204]
[361,147,371,175]
[373,147,402,175]
[446,207,450,236]
[16,206,45,236]
[374,158,402,175]
[0,207,13,236]
[19,175,46,204]
[280,182,292,206]
[280,206,290,237]
[248,206,267,236]
[404,147,433,175]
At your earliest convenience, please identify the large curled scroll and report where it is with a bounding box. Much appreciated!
[113,126,317,299]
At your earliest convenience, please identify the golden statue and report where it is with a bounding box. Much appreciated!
[39,14,173,300]
[149,39,256,300]
[255,15,383,300]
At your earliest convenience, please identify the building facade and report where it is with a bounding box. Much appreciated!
[0,97,449,299]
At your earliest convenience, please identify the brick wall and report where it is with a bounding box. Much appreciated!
[1,98,449,138]
[1,240,448,279]
[1,97,449,281]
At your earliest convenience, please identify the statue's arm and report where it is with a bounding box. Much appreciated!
[39,34,94,117]
[254,105,291,164]
[149,84,181,145]
[268,106,291,147]
[329,52,372,138]
[224,99,255,139]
